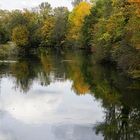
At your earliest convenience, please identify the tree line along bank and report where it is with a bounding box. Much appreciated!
[0,0,140,79]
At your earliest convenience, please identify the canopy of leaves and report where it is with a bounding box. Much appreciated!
[12,25,29,47]
[67,2,91,46]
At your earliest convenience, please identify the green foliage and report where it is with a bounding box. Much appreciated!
[38,2,52,20]
[82,0,140,78]
[39,7,69,47]
[0,25,9,44]
[0,42,17,59]
[51,7,69,47]
[0,10,10,43]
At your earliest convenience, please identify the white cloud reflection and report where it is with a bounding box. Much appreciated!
[0,78,104,140]
[0,78,103,125]
[0,133,12,140]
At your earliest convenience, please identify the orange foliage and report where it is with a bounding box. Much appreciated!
[128,0,140,14]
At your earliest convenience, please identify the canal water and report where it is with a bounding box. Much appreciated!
[0,49,139,140]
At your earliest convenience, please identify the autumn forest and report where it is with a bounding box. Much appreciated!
[0,0,140,79]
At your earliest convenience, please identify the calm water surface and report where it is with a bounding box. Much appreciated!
[0,49,140,140]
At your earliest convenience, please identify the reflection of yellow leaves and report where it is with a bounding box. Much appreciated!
[136,44,140,49]
[40,54,52,74]
[63,52,90,95]
[73,80,90,95]
[72,71,90,95]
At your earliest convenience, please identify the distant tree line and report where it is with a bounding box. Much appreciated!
[0,3,70,48]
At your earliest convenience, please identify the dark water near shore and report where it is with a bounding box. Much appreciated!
[0,49,140,140]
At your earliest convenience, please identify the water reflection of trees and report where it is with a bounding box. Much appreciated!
[85,62,140,139]
[88,64,140,140]
[63,50,90,95]
[43,50,140,140]
[0,49,140,139]
[95,104,140,140]
[11,60,38,92]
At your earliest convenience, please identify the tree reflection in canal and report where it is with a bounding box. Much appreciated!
[0,49,140,140]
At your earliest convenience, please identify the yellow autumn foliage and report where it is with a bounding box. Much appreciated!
[12,25,29,47]
[67,2,91,42]
[40,17,55,46]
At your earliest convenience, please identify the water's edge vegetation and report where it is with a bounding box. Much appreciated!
[0,0,140,79]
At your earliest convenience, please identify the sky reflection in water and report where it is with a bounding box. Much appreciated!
[0,49,140,140]
[0,77,103,140]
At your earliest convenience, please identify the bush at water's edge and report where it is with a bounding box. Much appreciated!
[0,42,18,60]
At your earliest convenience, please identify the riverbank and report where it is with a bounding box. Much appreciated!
[0,45,140,80]
[0,42,18,60]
